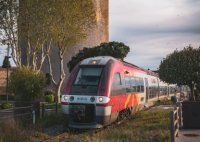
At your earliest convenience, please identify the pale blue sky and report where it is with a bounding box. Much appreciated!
[110,0,200,70]
[0,45,7,66]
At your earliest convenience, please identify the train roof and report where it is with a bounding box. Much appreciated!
[80,56,158,77]
[80,56,117,65]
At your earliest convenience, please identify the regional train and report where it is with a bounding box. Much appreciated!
[61,56,179,129]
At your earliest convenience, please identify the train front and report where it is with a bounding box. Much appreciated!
[61,57,113,129]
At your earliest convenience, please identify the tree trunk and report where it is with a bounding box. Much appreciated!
[46,54,57,86]
[55,54,65,103]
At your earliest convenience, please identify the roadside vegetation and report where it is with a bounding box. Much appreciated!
[155,99,174,106]
[82,109,170,142]
[0,103,171,142]
[159,46,200,100]
[0,113,67,142]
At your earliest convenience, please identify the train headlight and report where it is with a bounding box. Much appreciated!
[64,96,68,101]
[98,97,103,102]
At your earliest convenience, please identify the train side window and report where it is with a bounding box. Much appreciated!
[140,78,144,92]
[112,73,121,86]
[131,77,137,92]
[111,73,123,95]
[135,77,140,92]
[125,76,130,87]
[125,76,132,92]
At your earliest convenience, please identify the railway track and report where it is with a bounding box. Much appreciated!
[40,105,157,142]
[40,115,133,142]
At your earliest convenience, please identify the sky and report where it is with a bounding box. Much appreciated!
[0,45,15,66]
[109,0,200,70]
[0,45,7,66]
[1,0,200,68]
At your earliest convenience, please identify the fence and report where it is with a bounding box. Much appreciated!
[40,102,61,118]
[0,105,34,123]
[170,103,183,142]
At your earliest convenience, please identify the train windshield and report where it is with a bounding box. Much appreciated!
[74,67,103,85]
[70,67,103,95]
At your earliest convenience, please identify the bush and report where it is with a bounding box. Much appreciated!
[0,95,15,101]
[44,90,55,96]
[44,90,55,103]
[1,102,13,109]
[9,67,46,101]
[45,95,54,103]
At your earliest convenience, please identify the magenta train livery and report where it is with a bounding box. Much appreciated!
[61,56,178,129]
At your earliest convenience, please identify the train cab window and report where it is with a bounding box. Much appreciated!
[70,67,103,96]
[74,67,102,86]
[111,73,123,95]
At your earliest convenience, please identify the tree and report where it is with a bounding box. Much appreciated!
[46,0,96,103]
[19,0,53,71]
[67,41,130,72]
[9,67,46,101]
[159,45,200,100]
[2,0,96,103]
[0,0,20,66]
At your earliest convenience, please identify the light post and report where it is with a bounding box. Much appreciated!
[2,43,11,102]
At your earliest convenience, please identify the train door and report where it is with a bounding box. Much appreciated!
[145,78,149,102]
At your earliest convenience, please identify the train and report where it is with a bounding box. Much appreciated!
[61,56,179,129]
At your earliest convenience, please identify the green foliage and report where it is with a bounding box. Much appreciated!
[19,0,96,103]
[159,46,200,99]
[9,67,46,101]
[19,0,95,57]
[155,99,173,106]
[0,95,14,100]
[48,0,95,48]
[44,90,55,103]
[67,41,130,72]
[45,95,54,103]
[1,102,13,109]
[44,90,55,96]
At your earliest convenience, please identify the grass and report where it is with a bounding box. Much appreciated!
[155,99,173,106]
[36,113,68,128]
[0,119,32,142]
[0,113,68,142]
[0,100,172,142]
[83,109,170,142]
